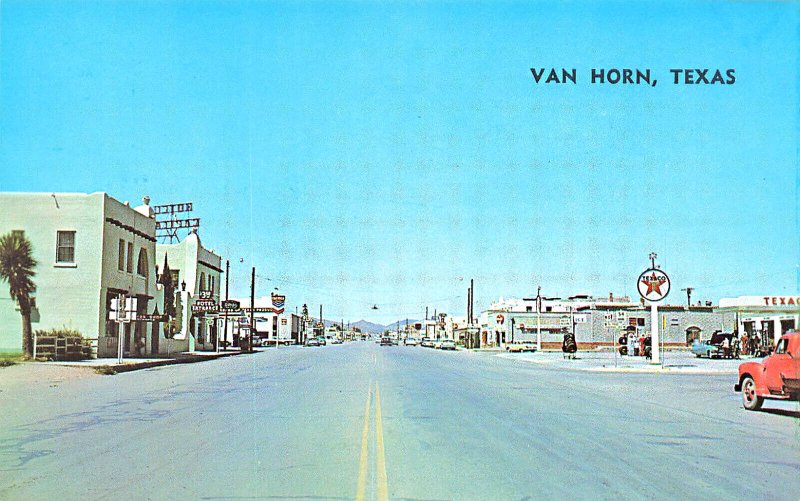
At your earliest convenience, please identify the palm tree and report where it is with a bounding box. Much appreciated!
[0,231,37,358]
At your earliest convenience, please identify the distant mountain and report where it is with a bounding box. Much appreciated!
[385,319,422,331]
[351,320,386,334]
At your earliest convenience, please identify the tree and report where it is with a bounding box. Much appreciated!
[158,253,177,338]
[0,231,37,358]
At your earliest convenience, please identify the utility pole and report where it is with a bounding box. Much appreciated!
[221,259,229,353]
[536,285,542,352]
[681,287,694,307]
[249,266,255,352]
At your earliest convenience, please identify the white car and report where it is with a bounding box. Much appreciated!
[404,337,419,346]
[506,341,537,353]
[440,339,457,350]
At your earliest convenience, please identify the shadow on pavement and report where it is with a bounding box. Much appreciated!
[759,408,800,419]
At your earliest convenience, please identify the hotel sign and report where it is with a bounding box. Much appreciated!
[153,202,193,214]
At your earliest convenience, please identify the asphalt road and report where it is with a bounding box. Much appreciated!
[0,343,798,500]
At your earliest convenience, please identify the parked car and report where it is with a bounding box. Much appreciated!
[506,341,537,353]
[440,339,457,351]
[404,337,419,346]
[735,331,800,411]
[380,336,393,346]
[691,331,739,359]
[305,338,320,347]
[317,337,327,346]
[420,337,434,348]
[330,337,343,344]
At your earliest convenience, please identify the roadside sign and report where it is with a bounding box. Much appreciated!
[191,299,218,313]
[637,268,670,302]
[221,299,241,311]
[138,313,168,322]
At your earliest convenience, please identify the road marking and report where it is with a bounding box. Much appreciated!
[375,383,389,501]
[356,385,371,501]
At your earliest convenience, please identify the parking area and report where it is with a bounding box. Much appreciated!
[496,348,750,374]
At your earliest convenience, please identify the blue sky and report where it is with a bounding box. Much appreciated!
[1,1,797,323]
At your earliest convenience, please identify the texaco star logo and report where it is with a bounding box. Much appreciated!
[637,268,670,301]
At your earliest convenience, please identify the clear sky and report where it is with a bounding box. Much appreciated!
[1,1,797,323]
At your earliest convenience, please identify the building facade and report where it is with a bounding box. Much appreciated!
[155,230,223,353]
[481,294,726,349]
[716,295,800,346]
[0,192,159,357]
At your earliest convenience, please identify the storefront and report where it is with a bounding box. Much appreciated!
[717,296,800,347]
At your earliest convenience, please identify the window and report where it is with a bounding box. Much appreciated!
[126,242,133,272]
[775,338,788,355]
[118,240,125,271]
[56,231,76,263]
[199,272,206,291]
[210,276,215,292]
[170,270,180,288]
[136,248,148,277]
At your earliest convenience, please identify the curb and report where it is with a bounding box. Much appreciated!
[496,353,738,375]
[61,350,251,375]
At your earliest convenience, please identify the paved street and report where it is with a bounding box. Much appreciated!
[1,342,798,500]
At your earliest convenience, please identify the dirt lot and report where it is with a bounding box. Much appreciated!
[0,362,97,397]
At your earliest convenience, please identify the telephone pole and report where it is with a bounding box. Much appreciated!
[221,259,229,352]
[249,266,255,352]
[681,287,694,307]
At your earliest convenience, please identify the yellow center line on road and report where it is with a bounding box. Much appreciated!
[375,382,389,501]
[356,385,372,501]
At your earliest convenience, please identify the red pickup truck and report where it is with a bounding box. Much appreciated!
[735,331,800,410]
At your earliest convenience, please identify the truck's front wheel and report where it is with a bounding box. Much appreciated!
[741,376,763,411]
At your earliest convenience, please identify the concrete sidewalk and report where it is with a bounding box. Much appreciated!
[495,349,756,374]
[46,349,249,373]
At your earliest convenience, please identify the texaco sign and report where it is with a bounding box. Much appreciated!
[637,268,670,302]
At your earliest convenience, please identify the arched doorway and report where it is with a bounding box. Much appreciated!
[685,326,701,346]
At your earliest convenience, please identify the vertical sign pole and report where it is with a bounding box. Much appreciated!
[650,302,660,364]
[117,292,125,365]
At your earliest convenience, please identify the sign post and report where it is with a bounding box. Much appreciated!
[637,253,670,365]
[111,293,137,365]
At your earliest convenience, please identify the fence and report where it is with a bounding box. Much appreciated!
[34,335,98,360]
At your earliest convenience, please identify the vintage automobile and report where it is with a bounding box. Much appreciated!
[735,331,800,411]
[691,331,739,359]
[440,339,457,351]
[506,341,536,353]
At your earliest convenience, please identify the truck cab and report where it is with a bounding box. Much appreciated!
[735,331,800,410]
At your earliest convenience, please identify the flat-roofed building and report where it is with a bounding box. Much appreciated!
[0,192,159,357]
